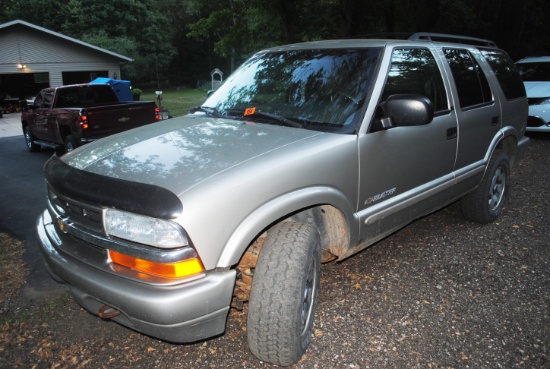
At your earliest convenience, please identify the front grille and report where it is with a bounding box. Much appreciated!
[65,201,102,223]
[48,186,104,233]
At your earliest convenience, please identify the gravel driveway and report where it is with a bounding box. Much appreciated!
[1,134,549,369]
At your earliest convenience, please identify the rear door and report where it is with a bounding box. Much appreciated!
[440,47,501,169]
[437,47,503,196]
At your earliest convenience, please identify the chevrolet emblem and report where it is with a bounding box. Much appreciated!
[118,117,130,123]
[57,218,69,233]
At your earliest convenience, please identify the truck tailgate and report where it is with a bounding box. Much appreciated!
[83,102,158,138]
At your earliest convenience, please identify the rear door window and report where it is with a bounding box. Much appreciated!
[443,48,492,109]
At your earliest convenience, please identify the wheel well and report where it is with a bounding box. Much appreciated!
[286,205,350,261]
[58,125,71,142]
[231,204,350,310]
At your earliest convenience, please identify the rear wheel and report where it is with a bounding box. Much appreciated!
[64,135,79,153]
[247,221,321,366]
[23,126,39,152]
[461,150,510,223]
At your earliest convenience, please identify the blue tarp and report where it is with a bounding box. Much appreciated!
[90,77,133,101]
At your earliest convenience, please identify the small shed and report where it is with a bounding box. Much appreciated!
[211,68,223,91]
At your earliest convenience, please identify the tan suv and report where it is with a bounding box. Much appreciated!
[37,33,528,366]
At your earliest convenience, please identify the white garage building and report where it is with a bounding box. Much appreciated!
[0,19,132,100]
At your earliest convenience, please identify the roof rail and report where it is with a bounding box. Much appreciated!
[408,32,497,48]
[357,33,414,40]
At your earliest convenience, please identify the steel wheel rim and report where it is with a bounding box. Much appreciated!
[488,166,506,212]
[24,130,32,148]
[300,256,318,337]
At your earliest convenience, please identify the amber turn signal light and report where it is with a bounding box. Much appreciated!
[108,250,204,279]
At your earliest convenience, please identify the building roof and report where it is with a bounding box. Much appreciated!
[0,19,132,62]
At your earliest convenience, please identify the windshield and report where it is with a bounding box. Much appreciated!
[202,48,382,133]
[517,62,550,81]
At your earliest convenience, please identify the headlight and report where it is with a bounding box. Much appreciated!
[103,208,188,248]
[536,97,550,105]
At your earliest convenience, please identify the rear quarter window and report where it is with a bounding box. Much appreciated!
[480,49,526,100]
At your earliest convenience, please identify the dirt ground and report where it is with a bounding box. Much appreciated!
[1,135,549,369]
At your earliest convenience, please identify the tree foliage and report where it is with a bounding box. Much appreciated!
[1,0,550,87]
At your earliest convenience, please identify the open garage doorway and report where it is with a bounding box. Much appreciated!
[0,73,49,112]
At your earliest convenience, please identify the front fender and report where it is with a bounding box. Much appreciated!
[216,186,357,268]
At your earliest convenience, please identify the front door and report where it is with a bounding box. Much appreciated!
[356,46,458,246]
[30,91,54,140]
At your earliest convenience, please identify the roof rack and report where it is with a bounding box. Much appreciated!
[408,32,497,48]
[357,33,414,40]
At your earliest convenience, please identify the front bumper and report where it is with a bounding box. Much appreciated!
[36,210,236,343]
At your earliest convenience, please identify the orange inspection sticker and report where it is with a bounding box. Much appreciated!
[244,107,256,116]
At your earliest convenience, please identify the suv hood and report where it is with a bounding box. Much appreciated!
[523,81,550,98]
[62,115,323,196]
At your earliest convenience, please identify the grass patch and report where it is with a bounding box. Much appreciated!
[141,88,208,118]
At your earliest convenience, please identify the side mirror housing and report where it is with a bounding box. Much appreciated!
[377,94,434,130]
[19,100,29,112]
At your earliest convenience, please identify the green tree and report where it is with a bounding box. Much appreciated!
[61,0,176,84]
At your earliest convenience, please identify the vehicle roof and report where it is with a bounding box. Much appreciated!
[263,33,497,52]
[516,56,550,63]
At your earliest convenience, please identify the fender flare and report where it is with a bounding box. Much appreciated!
[486,126,521,164]
[216,186,357,268]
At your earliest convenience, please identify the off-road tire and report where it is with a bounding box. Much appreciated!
[247,221,321,366]
[23,126,40,152]
[64,135,79,153]
[461,150,510,223]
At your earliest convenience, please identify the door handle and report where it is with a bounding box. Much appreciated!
[447,127,457,140]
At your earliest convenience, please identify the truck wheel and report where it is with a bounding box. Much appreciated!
[247,221,321,366]
[23,126,40,152]
[461,150,510,224]
[64,135,79,153]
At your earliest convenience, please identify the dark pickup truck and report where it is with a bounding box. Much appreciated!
[21,83,160,153]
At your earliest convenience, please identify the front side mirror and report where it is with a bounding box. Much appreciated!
[19,100,29,112]
[377,94,434,130]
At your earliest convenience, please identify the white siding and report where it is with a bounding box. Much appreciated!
[0,23,128,87]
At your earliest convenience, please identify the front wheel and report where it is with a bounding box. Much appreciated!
[247,221,321,366]
[461,150,510,223]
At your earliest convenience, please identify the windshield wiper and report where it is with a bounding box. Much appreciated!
[189,105,224,118]
[245,110,303,128]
